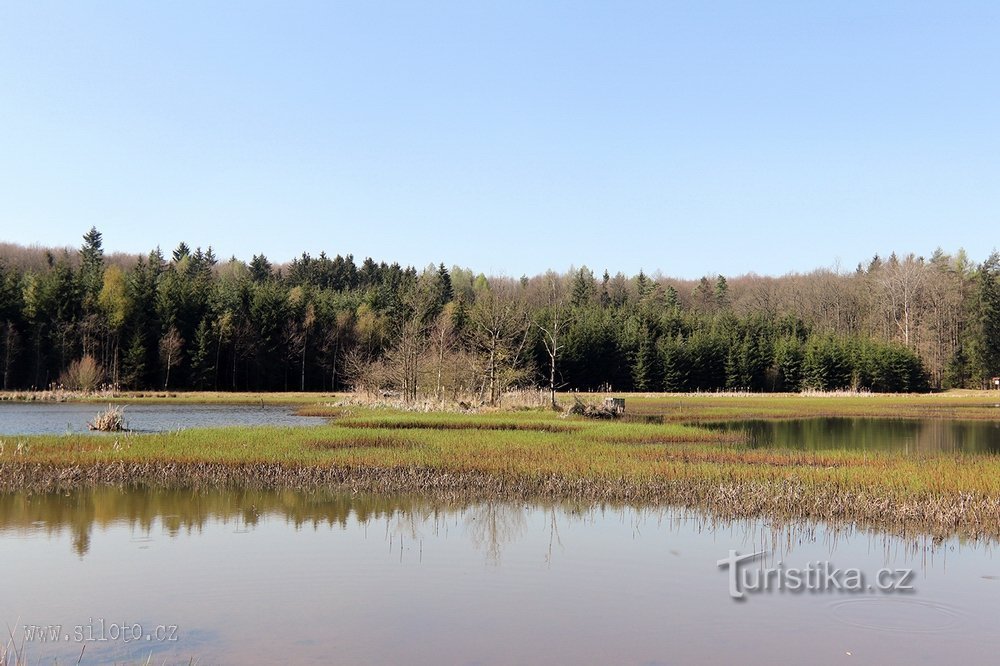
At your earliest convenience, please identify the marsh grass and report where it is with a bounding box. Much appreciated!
[4,402,1000,538]
[307,434,418,450]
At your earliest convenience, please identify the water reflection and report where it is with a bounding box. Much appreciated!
[0,487,969,563]
[710,417,1000,453]
[4,488,1000,664]
[465,503,529,562]
[0,488,434,556]
[0,402,325,435]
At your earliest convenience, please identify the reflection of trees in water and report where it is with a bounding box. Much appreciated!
[388,503,440,542]
[0,489,955,563]
[463,502,528,563]
[0,488,445,556]
[912,420,1000,454]
[739,418,1000,454]
[0,490,590,559]
[545,507,563,565]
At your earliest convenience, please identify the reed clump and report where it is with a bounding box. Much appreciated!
[87,405,128,432]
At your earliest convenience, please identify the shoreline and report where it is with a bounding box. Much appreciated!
[5,388,1000,420]
[2,459,999,541]
[3,393,1000,541]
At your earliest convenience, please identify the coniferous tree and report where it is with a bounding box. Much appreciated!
[79,227,105,301]
[967,253,1000,387]
[121,330,147,389]
[0,229,955,394]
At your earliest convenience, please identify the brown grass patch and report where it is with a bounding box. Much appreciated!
[627,447,856,468]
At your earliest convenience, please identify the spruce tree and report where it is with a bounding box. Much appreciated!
[968,253,1000,386]
[121,330,147,388]
[78,227,105,302]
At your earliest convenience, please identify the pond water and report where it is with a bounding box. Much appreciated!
[2,488,999,665]
[708,417,1000,454]
[0,403,326,435]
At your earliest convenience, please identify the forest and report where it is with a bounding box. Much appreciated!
[1,228,999,399]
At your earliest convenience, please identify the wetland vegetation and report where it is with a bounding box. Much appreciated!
[3,391,1000,540]
[4,232,1000,545]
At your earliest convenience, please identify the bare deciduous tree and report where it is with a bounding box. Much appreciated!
[469,279,531,406]
[530,272,574,408]
[429,304,458,402]
[877,253,926,348]
[159,326,184,390]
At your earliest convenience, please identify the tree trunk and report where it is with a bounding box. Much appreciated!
[436,336,444,402]
[550,350,556,408]
[332,340,338,392]
[488,336,497,406]
[214,337,222,391]
[164,351,171,390]
[300,331,307,392]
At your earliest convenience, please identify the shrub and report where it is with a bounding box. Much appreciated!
[59,355,104,392]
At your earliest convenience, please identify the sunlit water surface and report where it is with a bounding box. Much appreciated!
[0,402,325,435]
[2,488,999,665]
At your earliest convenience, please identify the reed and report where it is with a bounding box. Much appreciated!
[87,405,128,432]
[3,404,1000,539]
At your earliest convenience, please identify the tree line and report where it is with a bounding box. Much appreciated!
[3,228,1000,398]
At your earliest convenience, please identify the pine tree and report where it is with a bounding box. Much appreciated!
[632,323,661,391]
[658,334,686,391]
[968,253,1000,386]
[773,336,803,391]
[664,285,678,308]
[79,227,105,303]
[172,242,191,263]
[571,267,596,307]
[635,271,650,298]
[600,270,611,308]
[714,275,729,310]
[121,330,147,388]
[249,254,272,283]
[189,319,215,389]
[436,263,453,308]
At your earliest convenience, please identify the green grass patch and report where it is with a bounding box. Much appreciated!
[4,393,1000,538]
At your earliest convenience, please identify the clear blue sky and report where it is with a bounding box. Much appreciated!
[1,1,998,278]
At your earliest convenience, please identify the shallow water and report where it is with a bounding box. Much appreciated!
[0,402,325,435]
[709,417,1000,453]
[2,488,999,665]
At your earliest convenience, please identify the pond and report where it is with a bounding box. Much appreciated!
[708,417,1000,454]
[0,403,326,435]
[2,488,999,664]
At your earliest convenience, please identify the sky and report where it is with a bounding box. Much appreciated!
[1,1,999,279]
